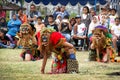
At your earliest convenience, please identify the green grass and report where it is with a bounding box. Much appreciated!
[0,49,120,80]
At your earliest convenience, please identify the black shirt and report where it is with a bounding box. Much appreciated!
[0,36,10,45]
[46,23,59,32]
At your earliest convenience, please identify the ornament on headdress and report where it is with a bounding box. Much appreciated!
[40,27,56,35]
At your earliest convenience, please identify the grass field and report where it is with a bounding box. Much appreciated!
[0,49,120,80]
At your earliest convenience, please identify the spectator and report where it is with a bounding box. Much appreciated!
[59,16,72,42]
[0,29,14,48]
[53,6,61,19]
[28,4,41,25]
[46,15,58,32]
[81,6,91,32]
[55,14,62,26]
[99,15,108,28]
[98,7,108,22]
[70,18,76,36]
[17,8,27,23]
[6,14,21,44]
[109,8,118,29]
[0,4,6,18]
[88,16,99,37]
[81,6,91,50]
[0,17,7,34]
[34,16,45,46]
[72,15,87,50]
[34,16,45,35]
[90,8,96,19]
[59,6,69,19]
[111,17,120,52]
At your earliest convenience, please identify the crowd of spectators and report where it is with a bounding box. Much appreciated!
[0,4,120,56]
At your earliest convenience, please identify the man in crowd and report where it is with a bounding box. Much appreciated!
[28,4,41,25]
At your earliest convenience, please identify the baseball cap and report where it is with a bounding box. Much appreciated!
[75,15,81,19]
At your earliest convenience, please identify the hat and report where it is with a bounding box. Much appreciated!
[95,25,107,30]
[75,15,81,18]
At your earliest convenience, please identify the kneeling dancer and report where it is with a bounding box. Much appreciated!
[39,27,79,74]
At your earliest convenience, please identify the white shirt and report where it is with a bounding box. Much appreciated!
[77,23,86,36]
[109,15,117,29]
[111,24,120,36]
[88,22,99,35]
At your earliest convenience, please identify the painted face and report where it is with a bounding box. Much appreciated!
[20,25,29,34]
[41,33,50,46]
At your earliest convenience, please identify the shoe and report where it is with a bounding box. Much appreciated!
[7,46,13,49]
[10,43,16,49]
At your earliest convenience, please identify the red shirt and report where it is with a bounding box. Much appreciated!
[0,11,6,18]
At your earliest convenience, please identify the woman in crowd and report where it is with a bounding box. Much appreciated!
[0,17,8,34]
[6,14,21,44]
[81,6,91,50]
[88,16,99,38]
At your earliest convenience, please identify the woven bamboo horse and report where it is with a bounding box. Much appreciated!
[38,27,78,74]
[91,28,113,62]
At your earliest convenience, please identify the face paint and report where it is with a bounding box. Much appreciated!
[20,25,29,34]
[42,36,48,42]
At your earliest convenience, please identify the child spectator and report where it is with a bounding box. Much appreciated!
[46,15,58,32]
[109,8,118,29]
[99,15,108,28]
[88,16,99,37]
[111,17,120,52]
[34,16,45,46]
[34,16,45,35]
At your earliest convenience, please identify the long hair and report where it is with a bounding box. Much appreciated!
[40,32,51,56]
[92,28,106,51]
[39,27,56,56]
